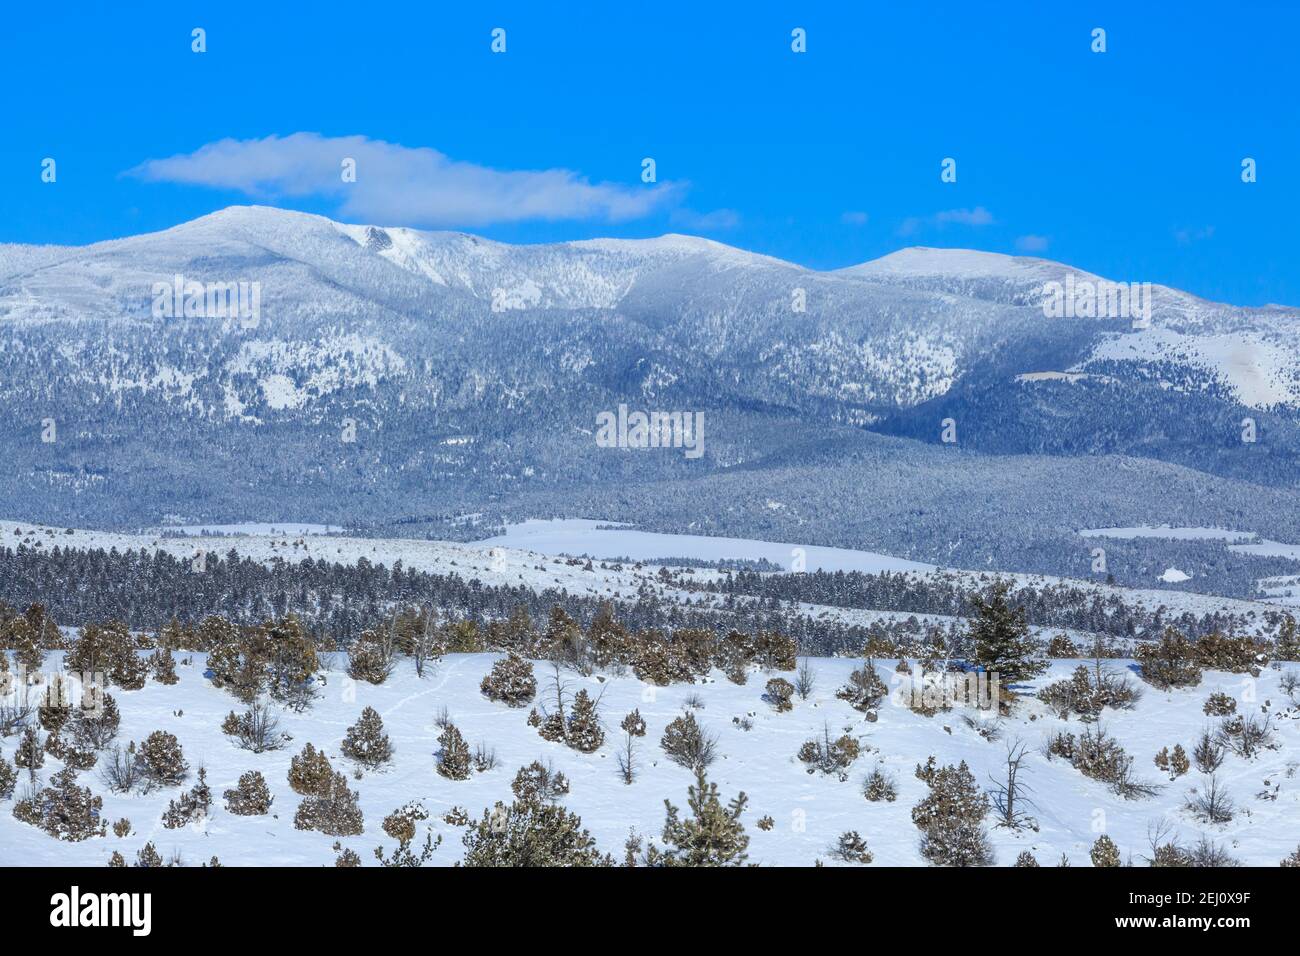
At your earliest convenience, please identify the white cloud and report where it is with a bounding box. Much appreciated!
[671,207,741,230]
[841,211,869,226]
[1015,234,1050,253]
[128,133,685,228]
[1173,225,1215,246]
[898,206,994,236]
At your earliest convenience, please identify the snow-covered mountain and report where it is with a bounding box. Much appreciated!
[2,205,1299,583]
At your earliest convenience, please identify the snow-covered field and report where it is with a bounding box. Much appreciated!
[2,518,1288,636]
[2,653,1296,866]
[478,518,934,574]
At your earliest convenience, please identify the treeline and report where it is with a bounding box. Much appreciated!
[695,568,1289,642]
[0,545,874,656]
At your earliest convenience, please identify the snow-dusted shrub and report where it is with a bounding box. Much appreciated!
[221,702,288,753]
[829,830,873,864]
[224,770,273,815]
[1014,851,1040,867]
[68,693,120,750]
[798,724,861,781]
[660,711,718,773]
[1071,726,1156,798]
[347,627,395,685]
[764,677,794,713]
[293,771,363,836]
[836,660,888,713]
[1153,744,1189,779]
[340,706,393,769]
[1215,712,1276,759]
[138,730,188,789]
[1194,632,1263,673]
[45,731,97,771]
[13,725,43,772]
[461,797,612,867]
[863,766,898,802]
[149,647,179,685]
[911,757,994,867]
[134,842,163,868]
[0,753,16,799]
[1039,664,1139,720]
[511,761,570,804]
[1090,834,1121,867]
[162,768,211,829]
[288,743,335,796]
[480,652,537,707]
[1135,629,1202,689]
[12,767,105,841]
[1202,691,1237,716]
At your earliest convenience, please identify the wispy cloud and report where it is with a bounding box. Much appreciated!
[127,133,685,228]
[841,211,869,226]
[671,207,741,231]
[898,206,994,236]
[1015,234,1050,253]
[1173,225,1215,246]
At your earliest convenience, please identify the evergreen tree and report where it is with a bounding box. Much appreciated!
[460,797,612,867]
[911,757,994,867]
[1090,834,1121,867]
[969,582,1046,690]
[436,724,471,780]
[565,689,604,753]
[340,706,393,769]
[656,771,750,867]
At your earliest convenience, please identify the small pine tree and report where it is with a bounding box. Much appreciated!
[436,724,471,780]
[764,677,795,713]
[911,757,994,867]
[137,731,188,789]
[162,768,211,829]
[1090,834,1121,867]
[566,689,604,753]
[831,830,874,864]
[340,707,393,769]
[969,582,1047,693]
[13,725,44,773]
[480,652,537,707]
[1014,850,1040,867]
[149,647,179,685]
[461,797,613,867]
[657,771,750,867]
[511,761,570,804]
[0,754,16,799]
[620,709,647,737]
[224,770,273,815]
[288,743,334,796]
[135,842,163,868]
[293,771,364,836]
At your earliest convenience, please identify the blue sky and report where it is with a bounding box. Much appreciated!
[3,1,1296,305]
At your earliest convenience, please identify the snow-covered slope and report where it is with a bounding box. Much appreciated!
[2,651,1296,866]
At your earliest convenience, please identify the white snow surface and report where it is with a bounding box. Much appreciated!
[477,519,934,574]
[2,653,1297,866]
